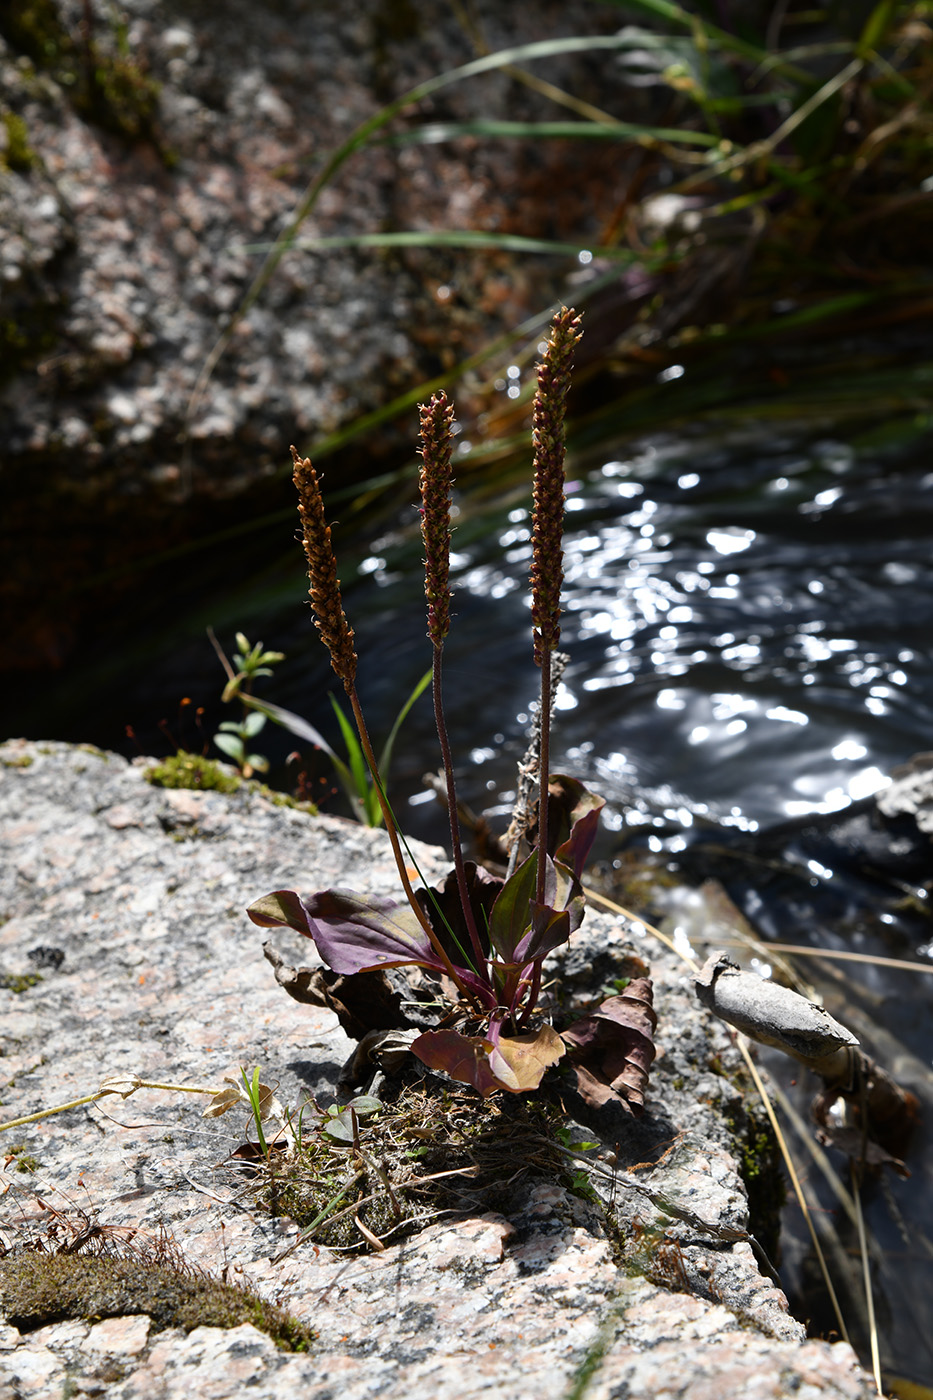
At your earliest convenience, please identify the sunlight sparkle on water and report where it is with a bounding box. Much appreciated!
[656,688,685,710]
[767,706,808,725]
[832,739,867,761]
[672,925,696,960]
[707,527,756,555]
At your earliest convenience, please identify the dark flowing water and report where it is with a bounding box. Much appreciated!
[332,417,933,845]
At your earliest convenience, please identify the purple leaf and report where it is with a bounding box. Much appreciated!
[487,852,584,966]
[411,1029,520,1096]
[514,902,572,963]
[412,1023,565,1095]
[417,861,500,965]
[561,979,657,1114]
[546,775,605,874]
[552,778,605,880]
[247,889,316,937]
[247,887,445,977]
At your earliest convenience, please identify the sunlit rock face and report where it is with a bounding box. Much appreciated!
[0,0,623,676]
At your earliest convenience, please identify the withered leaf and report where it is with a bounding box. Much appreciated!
[262,941,410,1039]
[229,1140,289,1165]
[812,1049,919,1164]
[493,1024,566,1090]
[202,1085,243,1118]
[202,1075,277,1121]
[561,978,657,1114]
[97,1076,143,1099]
[413,1022,565,1096]
[813,1125,910,1178]
[412,1028,517,1096]
[695,951,857,1066]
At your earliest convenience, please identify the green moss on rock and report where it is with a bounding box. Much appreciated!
[0,0,162,147]
[144,753,241,794]
[0,972,42,993]
[0,753,34,768]
[0,1253,313,1352]
[1,111,37,171]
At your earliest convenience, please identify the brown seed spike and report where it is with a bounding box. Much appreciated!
[418,392,454,648]
[291,446,357,689]
[530,307,582,667]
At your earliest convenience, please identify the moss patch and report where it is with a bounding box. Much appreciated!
[6,1143,39,1173]
[0,972,42,993]
[1,111,37,171]
[145,753,241,794]
[0,0,162,148]
[721,1093,786,1266]
[144,753,317,813]
[253,784,317,815]
[0,1253,313,1352]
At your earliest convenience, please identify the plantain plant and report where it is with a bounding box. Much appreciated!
[248,308,656,1105]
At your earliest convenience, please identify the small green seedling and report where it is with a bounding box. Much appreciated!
[209,632,285,777]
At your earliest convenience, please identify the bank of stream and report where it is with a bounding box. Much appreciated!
[6,327,933,1389]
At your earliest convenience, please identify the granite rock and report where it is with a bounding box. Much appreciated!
[0,740,875,1398]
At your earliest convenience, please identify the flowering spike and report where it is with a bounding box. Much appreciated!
[418,392,454,647]
[291,446,357,689]
[530,307,583,667]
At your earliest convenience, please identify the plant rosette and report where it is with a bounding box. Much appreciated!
[248,775,656,1108]
[248,311,656,1113]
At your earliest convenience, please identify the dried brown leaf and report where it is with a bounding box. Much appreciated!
[561,978,657,1114]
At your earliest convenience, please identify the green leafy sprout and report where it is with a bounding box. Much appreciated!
[209,627,430,824]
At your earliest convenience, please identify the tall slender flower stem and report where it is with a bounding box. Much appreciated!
[291,446,478,1008]
[530,308,583,906]
[344,685,478,1003]
[419,394,486,972]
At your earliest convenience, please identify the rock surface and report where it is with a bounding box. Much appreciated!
[1,0,631,676]
[0,740,875,1398]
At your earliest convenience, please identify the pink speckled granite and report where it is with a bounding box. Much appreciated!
[0,741,875,1399]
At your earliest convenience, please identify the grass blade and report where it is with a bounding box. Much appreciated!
[187,32,670,427]
[383,118,719,148]
[243,231,641,260]
[736,1037,851,1347]
[328,693,371,824]
[376,668,432,783]
[853,1163,884,1395]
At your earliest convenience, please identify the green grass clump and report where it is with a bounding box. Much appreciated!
[0,1252,313,1352]
[144,753,241,794]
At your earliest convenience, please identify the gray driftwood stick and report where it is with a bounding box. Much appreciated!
[695,951,859,1076]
